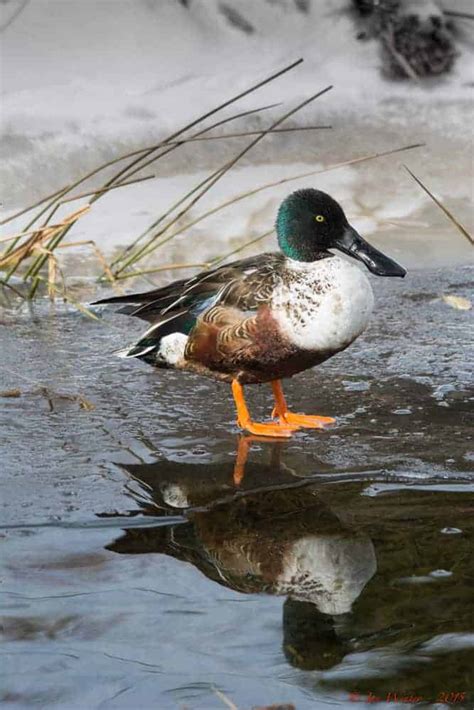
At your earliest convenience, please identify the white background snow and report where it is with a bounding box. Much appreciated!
[1,0,473,272]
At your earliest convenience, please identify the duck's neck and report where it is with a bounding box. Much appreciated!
[276,211,323,263]
[278,235,329,263]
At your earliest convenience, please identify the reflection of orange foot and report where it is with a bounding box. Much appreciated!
[233,434,287,486]
[272,409,335,429]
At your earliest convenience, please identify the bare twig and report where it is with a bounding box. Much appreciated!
[3,62,305,295]
[95,59,303,197]
[213,687,239,710]
[47,252,57,301]
[1,102,286,279]
[22,206,90,285]
[0,103,280,230]
[5,202,67,280]
[115,263,209,282]
[0,0,30,33]
[382,29,420,82]
[166,125,332,144]
[55,240,116,283]
[443,10,474,21]
[117,142,423,269]
[0,279,25,299]
[114,85,333,276]
[2,101,286,287]
[0,206,89,271]
[0,186,67,226]
[404,165,473,245]
[34,276,101,320]
[59,174,156,204]
[106,104,282,267]
[210,229,274,267]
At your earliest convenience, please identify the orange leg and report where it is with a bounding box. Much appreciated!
[233,434,286,486]
[231,380,299,438]
[271,379,336,429]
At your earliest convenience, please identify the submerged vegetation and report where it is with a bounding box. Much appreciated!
[2,57,469,311]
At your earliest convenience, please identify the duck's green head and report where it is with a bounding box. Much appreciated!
[276,188,406,277]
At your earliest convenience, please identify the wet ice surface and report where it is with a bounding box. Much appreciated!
[0,266,473,709]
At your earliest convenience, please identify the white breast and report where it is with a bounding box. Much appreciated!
[276,534,377,615]
[271,256,374,352]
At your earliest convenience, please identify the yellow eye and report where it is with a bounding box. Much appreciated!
[315,215,325,222]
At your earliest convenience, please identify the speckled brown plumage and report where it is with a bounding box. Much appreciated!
[95,251,343,384]
[183,303,337,384]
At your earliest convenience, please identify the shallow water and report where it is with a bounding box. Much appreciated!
[1,266,473,708]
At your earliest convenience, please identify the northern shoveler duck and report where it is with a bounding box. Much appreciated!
[95,189,405,437]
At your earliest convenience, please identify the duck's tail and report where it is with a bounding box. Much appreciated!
[112,309,193,366]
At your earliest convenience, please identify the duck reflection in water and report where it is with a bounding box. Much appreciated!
[107,437,376,670]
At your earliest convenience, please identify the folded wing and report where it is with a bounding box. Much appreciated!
[93,253,284,363]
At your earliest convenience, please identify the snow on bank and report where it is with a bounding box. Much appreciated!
[0,0,473,268]
[1,1,473,199]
